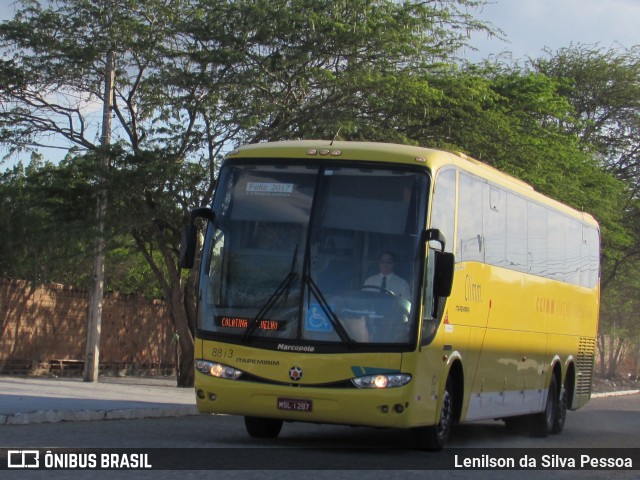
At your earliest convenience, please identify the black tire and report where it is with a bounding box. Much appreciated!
[244,416,283,439]
[531,375,558,437]
[552,384,567,434]
[412,377,454,451]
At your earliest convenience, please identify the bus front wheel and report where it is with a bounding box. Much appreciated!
[244,416,283,439]
[412,377,454,451]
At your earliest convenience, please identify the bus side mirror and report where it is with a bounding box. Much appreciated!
[426,228,447,253]
[179,207,215,270]
[434,251,454,298]
[423,228,454,297]
[179,224,198,269]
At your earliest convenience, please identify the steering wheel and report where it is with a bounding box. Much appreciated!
[357,285,411,342]
[360,284,396,297]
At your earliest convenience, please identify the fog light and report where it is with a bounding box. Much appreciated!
[394,403,405,413]
[209,393,217,401]
[196,389,205,399]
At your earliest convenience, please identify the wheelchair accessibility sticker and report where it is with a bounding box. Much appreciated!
[305,304,334,332]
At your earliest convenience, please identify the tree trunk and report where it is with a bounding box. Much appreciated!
[169,283,194,387]
[606,336,627,379]
[597,332,607,377]
[134,222,197,388]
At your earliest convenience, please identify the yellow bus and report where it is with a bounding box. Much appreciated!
[180,140,600,449]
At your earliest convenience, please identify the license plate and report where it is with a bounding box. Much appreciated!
[277,397,312,412]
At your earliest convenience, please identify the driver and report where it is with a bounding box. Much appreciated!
[364,251,411,300]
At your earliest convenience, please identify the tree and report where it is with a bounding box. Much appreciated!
[0,154,95,285]
[532,45,640,181]
[531,45,640,277]
[1,0,494,386]
[0,154,165,295]
[530,45,640,378]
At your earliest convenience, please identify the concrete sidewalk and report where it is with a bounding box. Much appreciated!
[0,375,198,425]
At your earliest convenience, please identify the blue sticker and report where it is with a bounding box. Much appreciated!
[305,304,334,332]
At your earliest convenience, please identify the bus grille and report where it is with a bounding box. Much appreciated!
[576,337,596,395]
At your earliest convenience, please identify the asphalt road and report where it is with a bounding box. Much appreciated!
[1,392,638,480]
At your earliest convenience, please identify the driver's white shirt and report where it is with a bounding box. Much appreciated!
[364,273,411,300]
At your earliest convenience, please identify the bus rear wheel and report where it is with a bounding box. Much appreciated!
[412,377,454,451]
[552,385,567,434]
[531,375,558,437]
[244,416,283,439]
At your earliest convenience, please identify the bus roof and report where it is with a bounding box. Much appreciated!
[228,140,598,227]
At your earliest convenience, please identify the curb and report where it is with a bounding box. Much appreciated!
[2,390,636,426]
[0,405,199,426]
[591,389,640,399]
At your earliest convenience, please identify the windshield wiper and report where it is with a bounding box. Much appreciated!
[243,244,299,342]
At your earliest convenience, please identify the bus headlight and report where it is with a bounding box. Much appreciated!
[351,373,412,389]
[195,359,243,380]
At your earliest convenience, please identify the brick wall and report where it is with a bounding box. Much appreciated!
[0,278,175,374]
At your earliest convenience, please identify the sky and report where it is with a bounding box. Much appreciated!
[465,0,640,61]
[1,0,640,169]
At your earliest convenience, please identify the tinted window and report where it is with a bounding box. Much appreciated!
[484,185,507,266]
[547,211,565,280]
[457,173,484,262]
[582,226,600,288]
[431,169,456,253]
[506,193,527,271]
[565,218,582,284]
[527,202,547,275]
[449,169,598,289]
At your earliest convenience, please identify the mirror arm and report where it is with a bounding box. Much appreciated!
[190,207,215,225]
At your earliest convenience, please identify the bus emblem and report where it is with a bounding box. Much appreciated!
[289,366,303,381]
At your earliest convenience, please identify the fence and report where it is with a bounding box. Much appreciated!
[0,278,175,375]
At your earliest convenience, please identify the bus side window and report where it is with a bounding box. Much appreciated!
[547,211,565,281]
[582,226,600,288]
[565,218,582,284]
[430,169,456,253]
[484,185,506,266]
[506,193,527,271]
[528,203,548,275]
[457,173,484,262]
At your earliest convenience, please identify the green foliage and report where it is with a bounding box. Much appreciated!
[107,243,164,297]
[0,154,94,285]
[532,45,640,178]
[0,152,165,296]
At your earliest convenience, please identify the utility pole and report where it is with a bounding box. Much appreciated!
[84,50,116,383]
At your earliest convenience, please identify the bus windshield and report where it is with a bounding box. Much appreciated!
[198,162,429,348]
